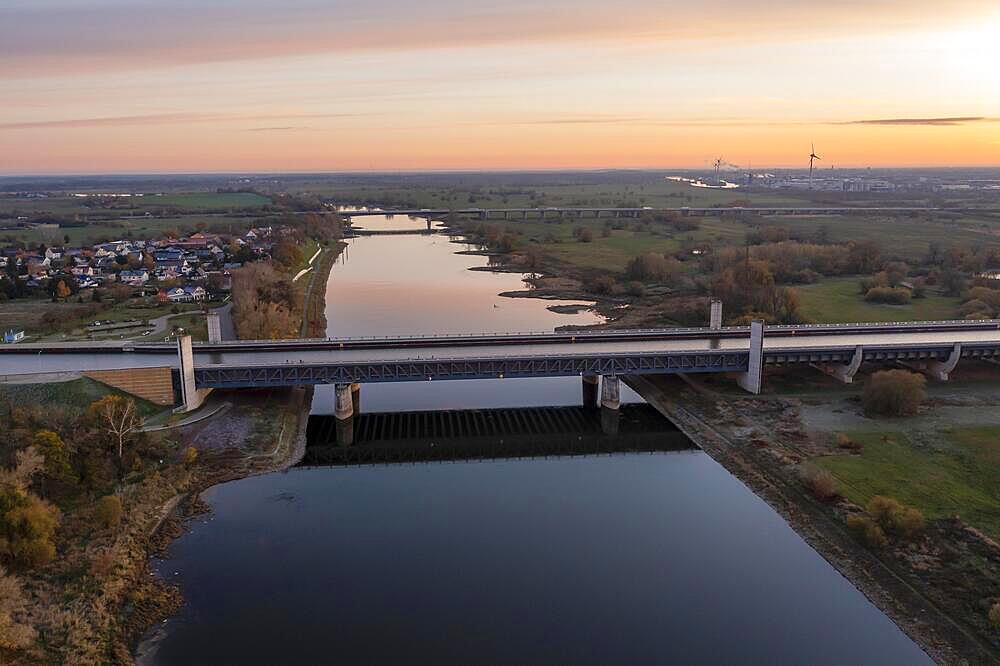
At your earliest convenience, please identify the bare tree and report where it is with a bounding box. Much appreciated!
[88,396,142,459]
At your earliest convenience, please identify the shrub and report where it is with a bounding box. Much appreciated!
[89,550,116,579]
[847,514,889,549]
[626,281,646,297]
[990,603,1000,630]
[799,465,837,501]
[863,370,926,417]
[864,287,911,304]
[577,228,594,243]
[836,433,863,452]
[183,446,199,467]
[94,495,122,529]
[866,496,925,540]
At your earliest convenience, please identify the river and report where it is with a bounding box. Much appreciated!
[139,220,931,664]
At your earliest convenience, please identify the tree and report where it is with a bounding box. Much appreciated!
[0,454,60,569]
[862,370,926,417]
[87,396,142,460]
[0,566,36,650]
[94,495,122,529]
[30,430,76,486]
[55,280,71,301]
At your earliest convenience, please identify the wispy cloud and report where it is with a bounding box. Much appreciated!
[838,116,996,126]
[0,0,988,78]
[0,111,365,131]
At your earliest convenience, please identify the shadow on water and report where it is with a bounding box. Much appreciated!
[303,404,694,466]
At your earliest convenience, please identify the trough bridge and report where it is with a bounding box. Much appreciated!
[4,318,1000,443]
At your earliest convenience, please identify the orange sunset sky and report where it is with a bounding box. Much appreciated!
[0,0,998,174]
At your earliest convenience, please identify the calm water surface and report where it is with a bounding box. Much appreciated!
[141,224,930,664]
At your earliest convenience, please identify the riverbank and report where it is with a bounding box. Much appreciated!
[124,243,341,663]
[445,219,1000,662]
[625,374,1000,664]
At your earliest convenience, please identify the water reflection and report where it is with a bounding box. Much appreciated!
[313,232,630,414]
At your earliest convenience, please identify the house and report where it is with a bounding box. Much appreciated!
[3,329,26,344]
[118,269,149,286]
[164,285,206,302]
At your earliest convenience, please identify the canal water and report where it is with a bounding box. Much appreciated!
[139,221,931,664]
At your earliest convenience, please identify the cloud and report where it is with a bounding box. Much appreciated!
[0,0,989,78]
[838,116,996,126]
[0,111,365,131]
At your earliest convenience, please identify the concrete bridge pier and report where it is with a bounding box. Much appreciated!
[207,311,222,343]
[175,335,213,413]
[335,383,355,446]
[350,382,361,415]
[600,375,620,435]
[582,374,599,409]
[812,346,863,384]
[737,321,765,395]
[709,299,723,330]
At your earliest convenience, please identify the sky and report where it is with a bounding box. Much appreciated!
[1,0,998,174]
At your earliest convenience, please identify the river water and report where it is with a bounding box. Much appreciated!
[140,222,931,664]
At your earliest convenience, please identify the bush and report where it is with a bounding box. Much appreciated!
[990,602,1000,630]
[183,446,199,467]
[866,496,925,540]
[847,514,889,549]
[89,550,116,579]
[799,465,837,501]
[836,433,863,452]
[94,495,122,529]
[864,287,911,304]
[863,370,926,417]
[626,281,646,297]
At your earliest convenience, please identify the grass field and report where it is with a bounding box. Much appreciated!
[797,277,960,323]
[0,191,270,221]
[0,377,160,418]
[818,429,1000,540]
[0,299,203,340]
[754,214,1000,260]
[0,214,260,245]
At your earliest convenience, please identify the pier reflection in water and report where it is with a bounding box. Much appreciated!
[303,404,693,465]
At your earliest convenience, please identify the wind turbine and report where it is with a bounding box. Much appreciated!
[808,143,821,189]
[713,157,724,186]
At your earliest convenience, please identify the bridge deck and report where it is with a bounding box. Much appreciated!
[3,322,1000,384]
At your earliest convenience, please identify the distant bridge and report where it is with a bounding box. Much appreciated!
[337,206,984,220]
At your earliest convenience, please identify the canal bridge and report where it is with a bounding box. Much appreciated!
[4,318,1000,443]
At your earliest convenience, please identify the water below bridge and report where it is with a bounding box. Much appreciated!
[139,222,931,664]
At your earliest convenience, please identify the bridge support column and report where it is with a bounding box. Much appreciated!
[737,320,765,395]
[335,383,355,446]
[582,374,599,409]
[351,382,361,415]
[927,344,962,381]
[176,335,211,413]
[206,311,222,343]
[600,375,620,435]
[709,299,723,330]
[812,346,863,384]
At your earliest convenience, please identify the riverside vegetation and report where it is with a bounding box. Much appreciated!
[0,214,343,663]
